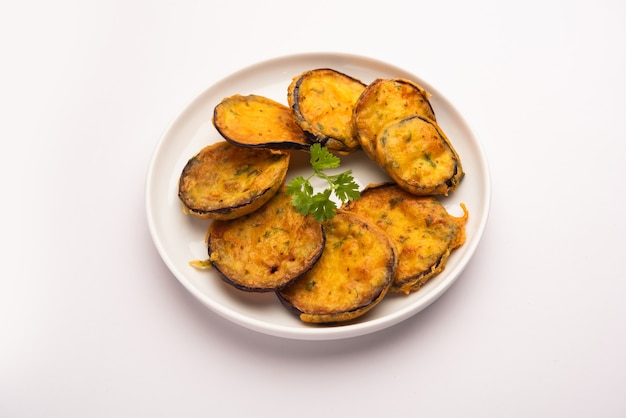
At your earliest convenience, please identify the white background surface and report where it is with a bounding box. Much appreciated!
[2,0,625,416]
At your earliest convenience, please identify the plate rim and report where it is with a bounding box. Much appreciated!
[145,52,491,340]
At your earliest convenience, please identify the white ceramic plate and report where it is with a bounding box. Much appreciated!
[146,53,490,340]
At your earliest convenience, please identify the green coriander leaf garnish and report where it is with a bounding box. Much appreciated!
[331,170,361,202]
[310,143,340,170]
[286,144,360,222]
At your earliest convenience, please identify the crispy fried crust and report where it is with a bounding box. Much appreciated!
[288,68,366,154]
[277,211,397,324]
[376,115,463,196]
[208,187,325,292]
[213,94,310,150]
[178,141,289,220]
[342,183,467,294]
[353,78,436,161]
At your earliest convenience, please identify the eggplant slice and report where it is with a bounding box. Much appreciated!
[288,68,366,154]
[342,183,468,294]
[277,211,397,324]
[353,78,436,161]
[213,94,310,150]
[376,115,463,196]
[208,187,325,292]
[178,141,289,220]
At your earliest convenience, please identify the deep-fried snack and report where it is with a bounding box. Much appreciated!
[213,94,310,150]
[376,115,463,196]
[208,187,325,292]
[342,183,467,294]
[178,141,289,220]
[353,78,436,161]
[288,68,366,154]
[277,211,397,323]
